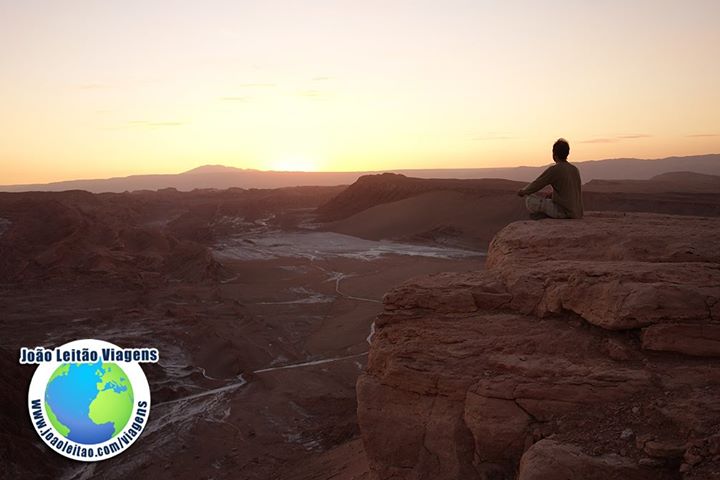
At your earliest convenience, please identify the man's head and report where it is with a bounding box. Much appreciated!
[552,138,570,162]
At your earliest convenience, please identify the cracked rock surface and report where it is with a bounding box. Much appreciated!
[357,212,720,480]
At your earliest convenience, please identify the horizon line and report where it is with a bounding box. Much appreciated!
[2,152,719,188]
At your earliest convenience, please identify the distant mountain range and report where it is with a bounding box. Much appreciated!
[2,154,719,193]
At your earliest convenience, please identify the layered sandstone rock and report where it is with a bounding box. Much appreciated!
[358,212,720,480]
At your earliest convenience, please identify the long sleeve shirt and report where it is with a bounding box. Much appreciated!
[520,161,584,219]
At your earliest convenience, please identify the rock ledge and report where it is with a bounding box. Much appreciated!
[358,212,720,480]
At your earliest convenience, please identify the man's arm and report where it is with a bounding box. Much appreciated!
[517,165,556,197]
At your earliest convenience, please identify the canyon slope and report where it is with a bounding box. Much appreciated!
[2,173,720,479]
[358,212,720,480]
[319,172,720,249]
[0,185,482,479]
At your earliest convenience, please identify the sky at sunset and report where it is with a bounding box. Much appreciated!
[1,0,719,184]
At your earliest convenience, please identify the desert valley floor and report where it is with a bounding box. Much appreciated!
[2,170,720,479]
[0,198,484,479]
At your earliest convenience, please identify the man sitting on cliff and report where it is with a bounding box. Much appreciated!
[517,138,584,219]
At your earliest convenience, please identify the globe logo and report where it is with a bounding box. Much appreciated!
[24,339,156,461]
[45,361,134,444]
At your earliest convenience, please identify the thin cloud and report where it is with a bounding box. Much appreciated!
[312,76,333,81]
[296,90,324,98]
[686,133,719,138]
[616,134,652,139]
[580,134,652,143]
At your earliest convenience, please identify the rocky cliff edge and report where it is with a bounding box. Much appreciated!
[358,212,720,480]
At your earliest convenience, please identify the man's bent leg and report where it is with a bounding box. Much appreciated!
[524,194,568,219]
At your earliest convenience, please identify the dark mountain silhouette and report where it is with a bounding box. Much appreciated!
[1,154,718,193]
[585,171,720,193]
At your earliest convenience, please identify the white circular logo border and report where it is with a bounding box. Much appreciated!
[27,339,151,461]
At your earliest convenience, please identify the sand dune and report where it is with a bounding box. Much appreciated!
[319,172,720,250]
[316,173,523,221]
[326,190,527,249]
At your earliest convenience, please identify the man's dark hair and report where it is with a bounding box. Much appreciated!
[553,138,570,161]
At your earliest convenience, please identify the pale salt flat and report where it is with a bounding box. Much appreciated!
[0,218,11,237]
[213,231,484,261]
[257,286,335,305]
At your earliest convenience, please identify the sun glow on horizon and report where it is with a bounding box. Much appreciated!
[267,155,320,172]
[0,1,719,185]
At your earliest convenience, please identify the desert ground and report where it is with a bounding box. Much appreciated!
[0,184,486,479]
[1,170,719,479]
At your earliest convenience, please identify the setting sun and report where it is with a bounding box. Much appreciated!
[268,155,320,172]
[0,1,718,185]
[2,3,720,480]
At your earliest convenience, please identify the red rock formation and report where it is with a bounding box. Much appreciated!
[0,186,342,284]
[358,212,720,479]
[316,173,524,222]
[0,347,67,478]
